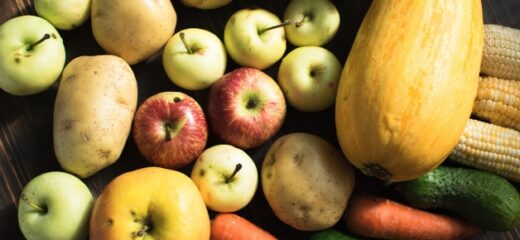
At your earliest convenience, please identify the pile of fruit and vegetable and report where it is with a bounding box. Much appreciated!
[1,0,519,239]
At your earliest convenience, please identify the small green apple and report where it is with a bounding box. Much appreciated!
[224,8,288,70]
[191,144,258,213]
[18,171,94,240]
[35,0,92,30]
[180,0,232,9]
[0,15,66,96]
[284,0,340,46]
[277,46,341,112]
[163,28,227,90]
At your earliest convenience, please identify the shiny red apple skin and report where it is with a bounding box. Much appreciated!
[207,67,286,149]
[133,92,208,169]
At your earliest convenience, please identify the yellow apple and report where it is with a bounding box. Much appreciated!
[191,144,258,213]
[89,167,210,240]
[180,0,232,9]
[277,46,341,112]
[224,8,287,70]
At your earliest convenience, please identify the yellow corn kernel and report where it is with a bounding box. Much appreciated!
[449,119,520,182]
[473,76,520,131]
[481,24,520,81]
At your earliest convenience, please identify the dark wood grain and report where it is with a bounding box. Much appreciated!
[1,0,519,239]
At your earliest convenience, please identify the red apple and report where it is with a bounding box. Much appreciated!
[133,92,208,169]
[207,67,286,149]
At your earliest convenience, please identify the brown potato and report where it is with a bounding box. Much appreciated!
[91,0,177,65]
[53,55,137,178]
[261,132,355,231]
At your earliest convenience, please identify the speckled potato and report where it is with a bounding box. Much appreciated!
[53,55,138,178]
[261,132,355,231]
[91,0,177,65]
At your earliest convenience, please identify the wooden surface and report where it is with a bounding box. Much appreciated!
[1,0,519,239]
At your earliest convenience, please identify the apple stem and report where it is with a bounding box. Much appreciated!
[310,67,323,78]
[259,20,291,34]
[20,194,45,212]
[27,34,51,51]
[164,123,173,141]
[295,16,310,28]
[246,99,258,109]
[179,32,193,54]
[225,163,242,183]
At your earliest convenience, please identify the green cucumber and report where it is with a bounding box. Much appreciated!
[309,229,367,240]
[397,165,520,231]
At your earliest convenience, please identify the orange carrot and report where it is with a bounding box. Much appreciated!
[210,213,277,240]
[344,195,481,240]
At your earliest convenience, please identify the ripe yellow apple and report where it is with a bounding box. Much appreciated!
[89,167,210,240]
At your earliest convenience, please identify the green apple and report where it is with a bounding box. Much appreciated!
[0,15,65,96]
[35,0,92,30]
[277,46,341,112]
[163,28,227,90]
[191,144,258,213]
[224,8,288,70]
[18,171,94,240]
[180,0,232,9]
[284,0,340,46]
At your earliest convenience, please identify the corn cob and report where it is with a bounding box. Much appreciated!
[449,119,520,181]
[481,24,520,81]
[472,76,520,131]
